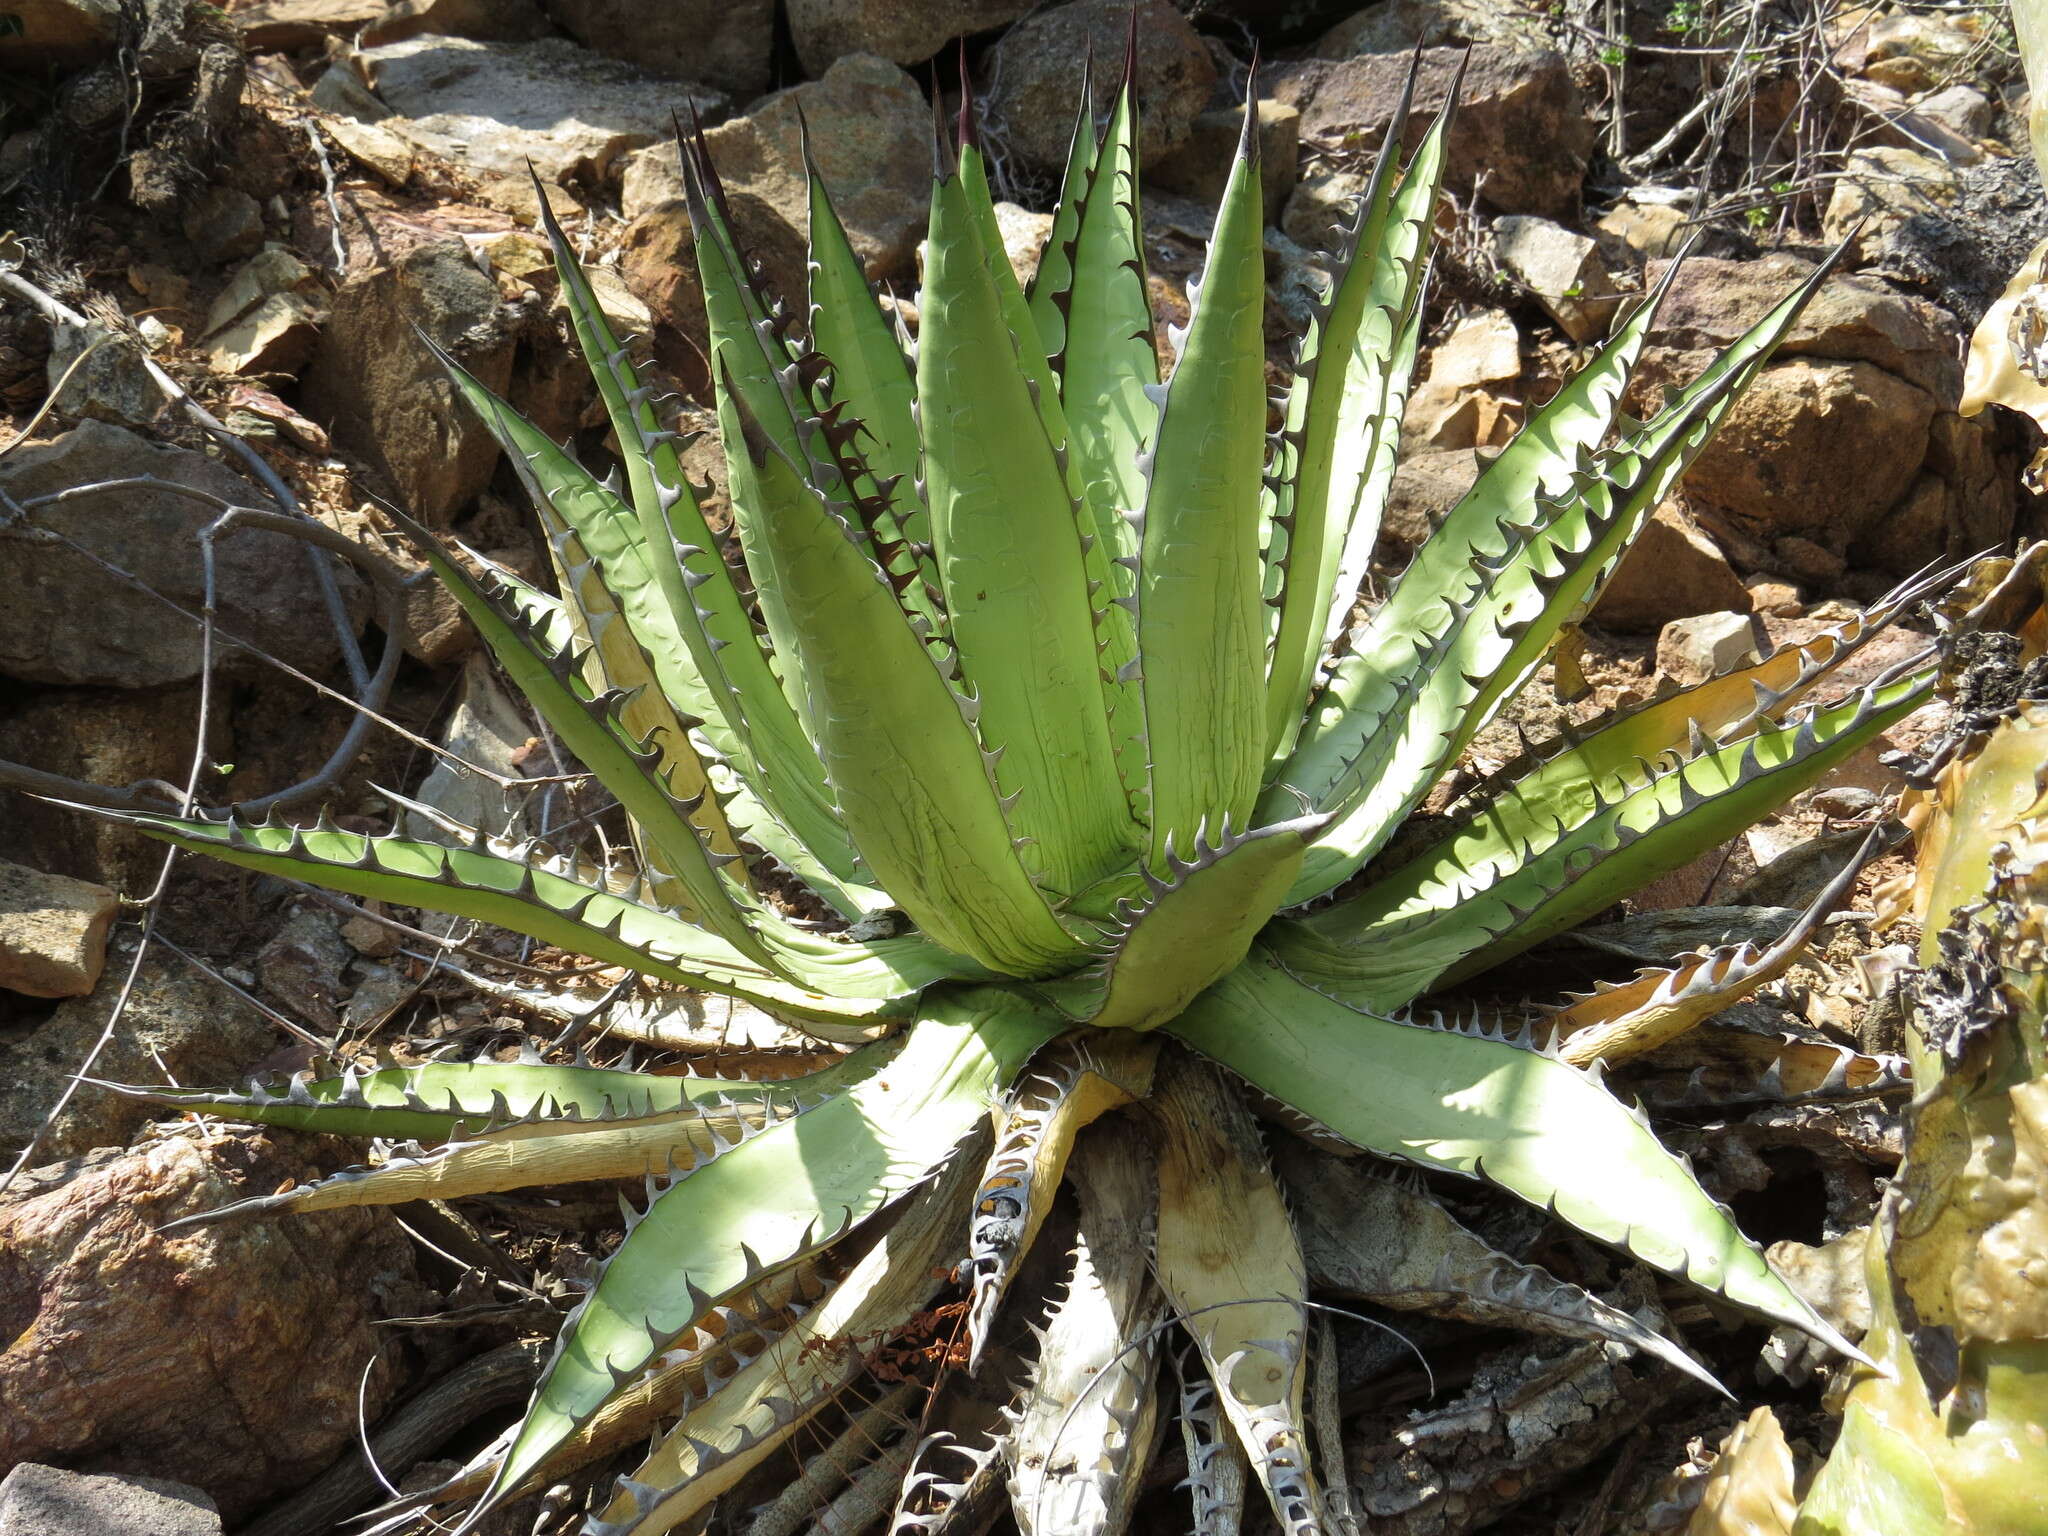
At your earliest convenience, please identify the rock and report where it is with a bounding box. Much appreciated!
[0,689,201,893]
[1747,578,1803,619]
[985,0,1217,176]
[787,0,1032,74]
[1150,99,1300,222]
[255,907,354,1031]
[309,54,393,120]
[1821,146,1958,263]
[201,292,321,376]
[1629,254,2002,576]
[406,653,534,841]
[0,421,359,687]
[1592,198,1689,264]
[0,1465,219,1536]
[318,115,414,185]
[318,504,476,663]
[1315,0,1550,55]
[1843,78,1983,166]
[360,0,553,47]
[473,171,582,226]
[1863,11,1981,88]
[0,862,117,1000]
[1657,610,1761,686]
[623,54,930,301]
[230,0,384,52]
[1915,83,1994,142]
[545,0,772,98]
[618,201,709,392]
[1491,214,1619,343]
[1381,447,1480,550]
[339,905,403,958]
[0,0,121,69]
[178,185,265,263]
[1591,504,1751,633]
[1281,167,1367,250]
[1270,45,1593,220]
[351,35,727,185]
[197,247,321,380]
[43,319,162,430]
[301,237,514,525]
[0,1128,427,1518]
[1401,309,1521,452]
[0,933,278,1158]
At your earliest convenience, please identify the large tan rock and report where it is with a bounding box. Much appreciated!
[1821,146,1959,264]
[1271,45,1593,219]
[0,862,117,1000]
[0,1128,428,1518]
[788,0,1035,75]
[1492,215,1619,344]
[1629,254,2009,577]
[1591,504,1751,633]
[1402,310,1521,452]
[301,238,514,525]
[985,0,1216,176]
[623,54,930,303]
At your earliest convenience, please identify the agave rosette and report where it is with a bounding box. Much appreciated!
[87,55,1944,1536]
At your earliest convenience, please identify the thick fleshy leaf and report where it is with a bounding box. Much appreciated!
[96,1048,879,1143]
[1005,1117,1164,1536]
[918,163,1137,895]
[725,398,1089,977]
[1274,253,1844,902]
[1135,110,1269,864]
[473,995,1059,1522]
[79,806,903,1025]
[1169,952,1863,1356]
[1273,661,1932,1008]
[963,1033,1156,1368]
[1262,64,1447,761]
[1041,813,1325,1029]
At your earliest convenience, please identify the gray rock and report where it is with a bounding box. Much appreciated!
[1381,447,1480,551]
[360,0,553,47]
[623,53,930,301]
[43,319,163,430]
[0,861,118,1000]
[229,0,385,52]
[788,0,1034,75]
[255,906,354,1031]
[0,1464,219,1536]
[985,0,1217,176]
[405,651,534,842]
[545,0,773,98]
[1270,45,1594,220]
[178,185,264,264]
[300,237,513,525]
[1315,0,1551,55]
[352,34,727,185]
[0,420,360,687]
[1491,214,1619,344]
[0,932,277,1159]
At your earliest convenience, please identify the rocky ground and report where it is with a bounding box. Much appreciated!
[0,0,2042,1532]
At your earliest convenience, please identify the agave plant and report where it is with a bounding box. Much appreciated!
[79,55,1944,1536]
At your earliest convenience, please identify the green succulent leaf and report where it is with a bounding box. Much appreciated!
[918,162,1138,896]
[97,1050,877,1142]
[1136,114,1269,867]
[476,993,1059,1517]
[1042,812,1326,1030]
[1262,63,1447,763]
[723,392,1091,977]
[1272,661,1933,1009]
[1172,952,1861,1355]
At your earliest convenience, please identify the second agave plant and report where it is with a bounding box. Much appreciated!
[83,52,1945,1536]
